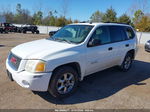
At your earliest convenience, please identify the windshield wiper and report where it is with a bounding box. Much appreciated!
[49,36,55,40]
[55,38,72,44]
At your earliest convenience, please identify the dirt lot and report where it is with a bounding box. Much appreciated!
[0,33,150,109]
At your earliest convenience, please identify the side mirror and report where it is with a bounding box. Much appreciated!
[49,31,57,37]
[88,38,101,47]
[49,33,54,37]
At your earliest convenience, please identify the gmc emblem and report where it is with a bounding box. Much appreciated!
[10,57,17,64]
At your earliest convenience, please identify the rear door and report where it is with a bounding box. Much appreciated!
[108,25,131,65]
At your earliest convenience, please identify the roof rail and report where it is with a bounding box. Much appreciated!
[104,22,129,25]
[79,21,87,23]
[79,21,93,24]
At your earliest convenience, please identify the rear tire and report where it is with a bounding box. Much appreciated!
[36,30,39,34]
[48,66,79,98]
[32,31,35,34]
[119,53,133,72]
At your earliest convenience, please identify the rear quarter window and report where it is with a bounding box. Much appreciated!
[125,27,135,39]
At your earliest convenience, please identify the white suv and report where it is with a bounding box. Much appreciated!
[6,23,138,98]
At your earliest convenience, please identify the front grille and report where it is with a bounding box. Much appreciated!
[8,52,21,71]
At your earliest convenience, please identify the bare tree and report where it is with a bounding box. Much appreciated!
[60,0,69,18]
[127,0,150,17]
[0,4,13,14]
[136,0,149,13]
[32,1,43,14]
[127,3,139,17]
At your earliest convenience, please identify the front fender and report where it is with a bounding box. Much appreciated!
[45,51,86,80]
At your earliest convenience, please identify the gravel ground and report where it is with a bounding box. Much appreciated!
[0,33,150,109]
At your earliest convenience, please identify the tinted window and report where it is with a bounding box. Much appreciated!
[126,27,135,39]
[89,26,110,46]
[109,26,126,42]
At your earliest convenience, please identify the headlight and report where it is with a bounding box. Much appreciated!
[25,60,46,73]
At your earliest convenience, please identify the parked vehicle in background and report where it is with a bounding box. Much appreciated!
[0,25,4,33]
[4,23,18,32]
[0,16,6,33]
[17,24,39,34]
[49,30,58,37]
[6,23,138,98]
[145,40,150,52]
[0,23,18,33]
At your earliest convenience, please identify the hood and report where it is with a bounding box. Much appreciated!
[11,39,76,60]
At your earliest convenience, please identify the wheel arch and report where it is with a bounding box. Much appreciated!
[127,49,135,59]
[52,62,82,81]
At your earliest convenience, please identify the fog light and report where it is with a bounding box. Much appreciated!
[22,80,30,87]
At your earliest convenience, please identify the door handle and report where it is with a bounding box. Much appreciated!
[91,60,98,64]
[108,47,113,51]
[125,44,129,47]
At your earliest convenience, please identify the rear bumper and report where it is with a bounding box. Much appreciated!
[6,59,52,91]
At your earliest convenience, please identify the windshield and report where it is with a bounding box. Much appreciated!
[48,25,94,44]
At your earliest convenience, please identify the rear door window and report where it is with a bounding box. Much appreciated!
[125,27,135,39]
[109,26,126,43]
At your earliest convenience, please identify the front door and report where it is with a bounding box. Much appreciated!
[85,26,115,75]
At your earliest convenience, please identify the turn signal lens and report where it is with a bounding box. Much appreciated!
[35,62,45,72]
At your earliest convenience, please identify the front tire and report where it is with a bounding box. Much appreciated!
[119,53,133,72]
[48,66,79,98]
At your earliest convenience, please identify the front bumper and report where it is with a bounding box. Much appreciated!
[6,59,52,91]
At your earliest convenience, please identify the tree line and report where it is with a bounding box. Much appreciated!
[1,3,79,27]
[90,7,150,32]
[1,2,150,32]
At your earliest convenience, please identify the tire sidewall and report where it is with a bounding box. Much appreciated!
[36,30,39,34]
[48,66,79,98]
[121,53,133,72]
[32,31,35,34]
